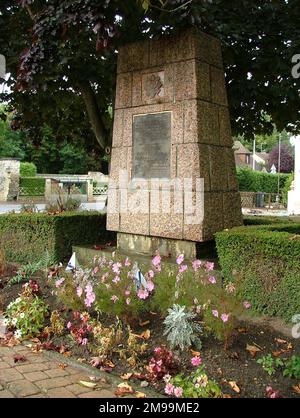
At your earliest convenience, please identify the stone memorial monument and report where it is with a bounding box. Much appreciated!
[107,29,242,258]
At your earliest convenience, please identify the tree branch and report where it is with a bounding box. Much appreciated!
[76,82,107,150]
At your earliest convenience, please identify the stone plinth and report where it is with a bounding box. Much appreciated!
[107,29,242,252]
[0,158,20,201]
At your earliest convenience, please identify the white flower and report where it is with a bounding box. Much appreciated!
[3,318,9,326]
[14,330,22,339]
[20,313,25,319]
[163,374,172,383]
[15,298,22,304]
[12,318,18,326]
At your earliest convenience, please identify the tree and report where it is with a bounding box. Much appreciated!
[268,142,294,173]
[1,0,300,153]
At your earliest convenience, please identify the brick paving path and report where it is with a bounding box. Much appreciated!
[0,344,123,398]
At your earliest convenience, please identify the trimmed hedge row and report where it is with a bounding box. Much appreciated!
[215,224,300,322]
[20,162,37,177]
[19,177,45,196]
[0,212,115,263]
[243,216,295,226]
[237,167,289,193]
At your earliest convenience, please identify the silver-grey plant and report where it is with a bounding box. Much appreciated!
[163,304,202,351]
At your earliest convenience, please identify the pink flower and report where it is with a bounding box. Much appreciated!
[209,276,216,284]
[125,290,131,296]
[179,264,188,273]
[147,281,155,292]
[84,292,95,308]
[174,387,183,398]
[125,257,131,267]
[192,260,202,271]
[81,338,88,346]
[112,276,120,284]
[55,278,65,288]
[154,347,162,354]
[212,309,219,318]
[221,313,229,323]
[137,289,149,300]
[191,356,202,367]
[67,321,72,329]
[112,262,122,275]
[193,298,199,305]
[76,287,83,297]
[243,301,251,309]
[148,270,155,279]
[165,383,174,395]
[111,295,119,303]
[176,254,185,265]
[205,261,214,271]
[126,298,131,305]
[152,254,161,267]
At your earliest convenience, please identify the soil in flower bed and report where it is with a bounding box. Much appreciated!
[0,268,300,399]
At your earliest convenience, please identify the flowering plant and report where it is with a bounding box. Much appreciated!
[4,287,48,339]
[146,346,176,380]
[166,365,222,398]
[66,311,93,346]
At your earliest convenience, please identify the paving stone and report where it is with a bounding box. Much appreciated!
[64,383,92,396]
[24,371,48,382]
[79,389,116,398]
[44,368,70,378]
[8,380,40,397]
[0,347,11,356]
[15,362,49,373]
[0,390,15,398]
[35,376,71,390]
[0,361,10,370]
[46,387,76,398]
[0,368,23,383]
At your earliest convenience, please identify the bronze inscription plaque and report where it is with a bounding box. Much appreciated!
[132,112,171,179]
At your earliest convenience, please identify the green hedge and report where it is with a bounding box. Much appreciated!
[19,177,45,196]
[237,167,289,193]
[243,216,295,226]
[20,162,37,177]
[215,224,300,322]
[0,212,115,263]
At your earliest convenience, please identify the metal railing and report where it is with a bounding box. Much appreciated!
[240,192,285,209]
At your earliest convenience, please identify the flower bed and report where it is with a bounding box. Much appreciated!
[1,252,300,398]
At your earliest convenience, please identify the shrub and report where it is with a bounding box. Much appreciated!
[163,304,202,351]
[283,355,300,379]
[215,223,300,321]
[20,162,37,177]
[5,287,48,338]
[236,167,289,193]
[167,365,222,398]
[0,212,114,263]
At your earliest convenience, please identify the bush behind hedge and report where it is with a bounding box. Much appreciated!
[215,224,300,322]
[0,212,115,263]
[20,162,37,177]
[19,177,45,196]
[237,167,289,193]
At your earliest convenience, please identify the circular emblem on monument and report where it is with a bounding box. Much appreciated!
[144,73,163,99]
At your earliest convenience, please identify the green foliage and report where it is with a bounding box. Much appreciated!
[243,216,295,226]
[215,223,300,321]
[257,354,284,376]
[0,114,28,160]
[170,366,222,398]
[19,177,45,196]
[163,305,202,351]
[8,252,54,285]
[20,162,37,177]
[236,167,288,193]
[283,356,300,379]
[0,212,113,263]
[5,292,49,338]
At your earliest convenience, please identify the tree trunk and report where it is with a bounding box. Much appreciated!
[76,82,107,150]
